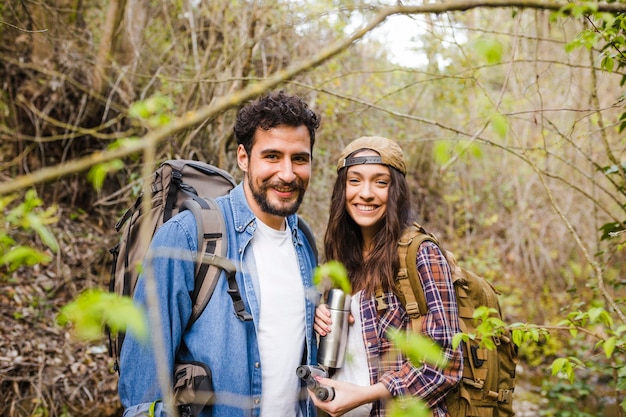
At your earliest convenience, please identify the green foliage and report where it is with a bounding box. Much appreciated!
[619,112,626,133]
[148,399,161,417]
[57,288,147,343]
[313,260,351,294]
[85,95,177,192]
[432,140,483,166]
[388,396,430,417]
[514,324,563,368]
[0,190,58,272]
[600,161,626,176]
[553,2,599,21]
[88,159,125,191]
[453,306,517,350]
[557,303,626,359]
[31,404,50,417]
[539,376,597,417]
[540,335,625,416]
[564,29,600,53]
[470,37,504,64]
[129,95,175,128]
[490,113,508,139]
[537,302,626,413]
[551,356,585,384]
[388,328,446,369]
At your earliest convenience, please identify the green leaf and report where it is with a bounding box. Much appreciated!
[490,113,508,138]
[129,95,175,128]
[87,164,107,191]
[512,329,523,346]
[530,328,540,342]
[388,329,446,368]
[109,137,141,151]
[0,246,51,270]
[57,289,147,342]
[484,337,497,350]
[551,357,567,375]
[388,396,431,417]
[148,399,162,417]
[603,336,617,358]
[602,55,615,72]
[452,332,467,349]
[451,140,483,161]
[87,160,125,191]
[313,260,351,294]
[472,38,503,64]
[433,141,451,166]
[27,213,59,252]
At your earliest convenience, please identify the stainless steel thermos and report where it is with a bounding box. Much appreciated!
[317,288,351,368]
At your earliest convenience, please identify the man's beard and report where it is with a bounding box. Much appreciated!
[248,176,306,217]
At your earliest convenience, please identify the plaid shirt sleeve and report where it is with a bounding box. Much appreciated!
[373,240,463,415]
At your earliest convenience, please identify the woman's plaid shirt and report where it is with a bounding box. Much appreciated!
[360,240,463,417]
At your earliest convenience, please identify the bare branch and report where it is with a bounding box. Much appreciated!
[0,20,48,32]
[4,0,626,195]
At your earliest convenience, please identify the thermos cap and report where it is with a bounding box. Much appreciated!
[326,288,351,310]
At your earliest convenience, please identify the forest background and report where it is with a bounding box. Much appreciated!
[1,0,626,416]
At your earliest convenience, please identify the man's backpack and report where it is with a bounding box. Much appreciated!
[395,223,518,417]
[109,160,238,372]
[108,159,318,373]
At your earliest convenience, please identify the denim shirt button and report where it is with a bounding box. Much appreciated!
[254,397,261,405]
[254,362,260,368]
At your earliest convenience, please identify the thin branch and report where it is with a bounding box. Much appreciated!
[3,0,626,196]
[0,20,48,32]
[514,130,626,326]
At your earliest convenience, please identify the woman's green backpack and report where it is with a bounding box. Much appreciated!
[395,223,518,417]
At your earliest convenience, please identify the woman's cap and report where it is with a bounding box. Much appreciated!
[337,136,407,175]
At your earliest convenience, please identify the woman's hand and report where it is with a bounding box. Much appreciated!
[314,304,332,336]
[308,378,391,417]
[314,304,356,336]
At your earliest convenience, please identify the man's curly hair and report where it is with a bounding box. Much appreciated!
[234,91,321,154]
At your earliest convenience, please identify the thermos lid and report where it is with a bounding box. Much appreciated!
[326,288,351,310]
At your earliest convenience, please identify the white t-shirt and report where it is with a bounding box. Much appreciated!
[252,219,305,417]
[331,290,373,417]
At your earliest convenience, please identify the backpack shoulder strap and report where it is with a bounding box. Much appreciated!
[297,216,318,263]
[180,198,252,326]
[395,222,440,330]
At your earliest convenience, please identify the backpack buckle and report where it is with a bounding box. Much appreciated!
[498,388,513,403]
[462,377,485,390]
[375,294,388,311]
[405,302,420,318]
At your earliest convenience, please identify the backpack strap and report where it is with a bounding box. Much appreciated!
[181,202,316,326]
[164,168,183,222]
[297,216,318,263]
[180,199,252,325]
[391,222,440,330]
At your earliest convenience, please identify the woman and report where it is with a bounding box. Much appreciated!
[312,136,463,417]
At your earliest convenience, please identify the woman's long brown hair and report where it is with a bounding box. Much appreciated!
[323,165,413,296]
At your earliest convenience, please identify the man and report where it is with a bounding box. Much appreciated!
[119,91,321,417]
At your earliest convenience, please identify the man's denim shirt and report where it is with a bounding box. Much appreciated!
[119,184,319,417]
